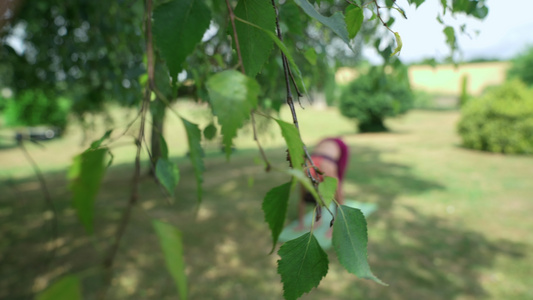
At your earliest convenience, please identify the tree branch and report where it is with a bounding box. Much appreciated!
[270,0,333,222]
[99,0,154,298]
[225,0,246,74]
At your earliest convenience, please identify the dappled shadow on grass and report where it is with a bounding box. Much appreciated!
[319,145,529,300]
[347,146,445,211]
[345,205,528,300]
[0,149,287,300]
[0,145,529,300]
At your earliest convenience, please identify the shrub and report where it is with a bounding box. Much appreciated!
[412,90,434,109]
[507,45,533,86]
[3,90,70,130]
[457,80,533,154]
[339,65,413,132]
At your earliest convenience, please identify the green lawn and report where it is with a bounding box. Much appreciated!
[1,105,532,299]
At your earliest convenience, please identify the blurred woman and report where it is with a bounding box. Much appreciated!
[298,138,350,231]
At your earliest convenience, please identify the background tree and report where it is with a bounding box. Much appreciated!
[507,45,533,87]
[339,61,413,132]
[0,0,145,114]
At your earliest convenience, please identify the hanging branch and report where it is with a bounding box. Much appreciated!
[99,0,154,298]
[270,0,335,222]
[373,0,394,34]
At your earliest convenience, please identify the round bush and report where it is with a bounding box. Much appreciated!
[457,80,533,154]
[339,66,413,132]
[3,90,70,130]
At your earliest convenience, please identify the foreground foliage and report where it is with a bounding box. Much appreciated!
[458,80,533,154]
[1,0,489,299]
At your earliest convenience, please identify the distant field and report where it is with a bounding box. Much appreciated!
[408,62,510,96]
[336,62,510,97]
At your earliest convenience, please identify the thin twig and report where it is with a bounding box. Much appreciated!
[106,108,143,146]
[287,66,303,98]
[226,2,270,171]
[18,141,58,271]
[140,125,174,205]
[251,111,271,172]
[99,0,153,298]
[225,0,246,74]
[271,0,334,222]
[271,0,298,128]
[373,0,395,35]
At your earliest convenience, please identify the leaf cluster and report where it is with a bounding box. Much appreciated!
[23,0,491,299]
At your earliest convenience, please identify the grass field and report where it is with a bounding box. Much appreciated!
[408,62,510,96]
[1,104,533,300]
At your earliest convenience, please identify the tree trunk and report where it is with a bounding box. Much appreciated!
[358,115,388,133]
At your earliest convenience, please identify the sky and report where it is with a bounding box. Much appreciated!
[363,0,533,63]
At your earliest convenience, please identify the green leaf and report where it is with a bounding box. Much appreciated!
[390,31,403,57]
[152,0,211,84]
[345,5,364,39]
[387,16,396,27]
[181,118,205,203]
[234,17,307,95]
[233,0,276,77]
[440,0,447,14]
[472,5,488,19]
[436,14,444,24]
[409,0,425,8]
[318,176,337,207]
[293,0,352,49]
[36,275,82,300]
[274,119,304,170]
[89,129,112,150]
[153,220,188,300]
[262,181,292,253]
[277,232,329,300]
[443,26,456,50]
[332,205,386,285]
[203,123,217,141]
[280,1,304,36]
[156,158,180,197]
[68,148,108,234]
[283,169,321,206]
[206,70,259,159]
[304,48,317,66]
[160,134,169,159]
